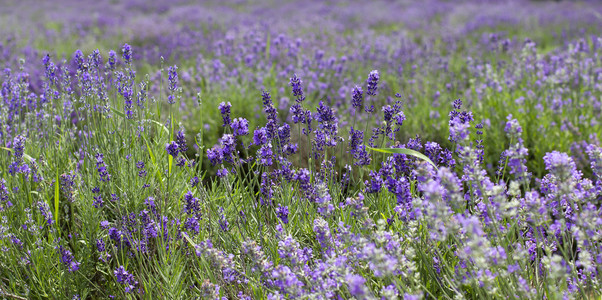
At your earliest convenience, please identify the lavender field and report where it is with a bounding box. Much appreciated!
[1,0,602,299]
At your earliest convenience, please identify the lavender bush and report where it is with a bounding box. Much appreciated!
[0,0,601,299]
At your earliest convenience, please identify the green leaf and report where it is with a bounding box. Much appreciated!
[367,146,438,170]
[55,169,60,228]
[168,154,173,175]
[111,107,168,135]
[142,135,163,184]
[143,136,156,165]
[181,232,195,247]
[149,119,169,136]
[110,107,134,125]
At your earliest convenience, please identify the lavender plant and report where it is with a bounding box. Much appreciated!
[0,1,601,299]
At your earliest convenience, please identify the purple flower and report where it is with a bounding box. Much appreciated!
[231,118,249,136]
[501,115,531,183]
[95,153,111,182]
[100,220,110,229]
[505,116,522,135]
[10,235,23,249]
[366,171,384,193]
[290,104,305,124]
[43,55,57,83]
[276,204,289,224]
[207,146,223,166]
[586,144,602,187]
[349,127,364,154]
[175,129,188,153]
[58,246,80,272]
[257,144,273,166]
[543,151,579,181]
[91,49,102,69]
[73,50,84,69]
[166,141,179,157]
[289,74,305,103]
[114,266,138,293]
[218,207,229,232]
[217,168,229,177]
[122,43,132,65]
[0,179,12,210]
[351,85,363,109]
[107,50,117,69]
[136,161,147,178]
[190,176,200,187]
[145,197,157,215]
[96,239,106,252]
[8,135,26,176]
[404,293,422,300]
[185,216,200,234]
[218,102,232,127]
[93,194,104,208]
[261,91,279,137]
[294,168,311,191]
[37,201,54,225]
[253,127,269,146]
[353,144,371,166]
[382,105,394,123]
[366,70,380,96]
[345,274,367,297]
[184,191,201,215]
[313,217,332,249]
[219,134,237,161]
[168,65,178,92]
[453,98,462,110]
[448,116,470,143]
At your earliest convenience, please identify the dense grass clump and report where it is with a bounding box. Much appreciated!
[1,1,602,299]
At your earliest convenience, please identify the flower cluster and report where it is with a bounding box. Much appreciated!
[114,266,138,293]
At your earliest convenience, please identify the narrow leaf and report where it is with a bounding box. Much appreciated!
[367,146,438,170]
[169,155,173,175]
[55,170,60,226]
[149,119,169,135]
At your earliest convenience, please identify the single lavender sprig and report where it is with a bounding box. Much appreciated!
[136,161,147,178]
[218,102,232,127]
[122,43,133,66]
[176,129,188,153]
[107,50,117,70]
[231,118,249,136]
[167,65,178,104]
[58,246,80,272]
[114,266,138,293]
[8,135,26,175]
[351,85,363,109]
[37,201,54,226]
[499,115,531,185]
[366,70,379,96]
[290,74,305,103]
[95,152,111,182]
[166,141,180,157]
[0,179,12,211]
[261,91,279,138]
[276,204,289,224]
